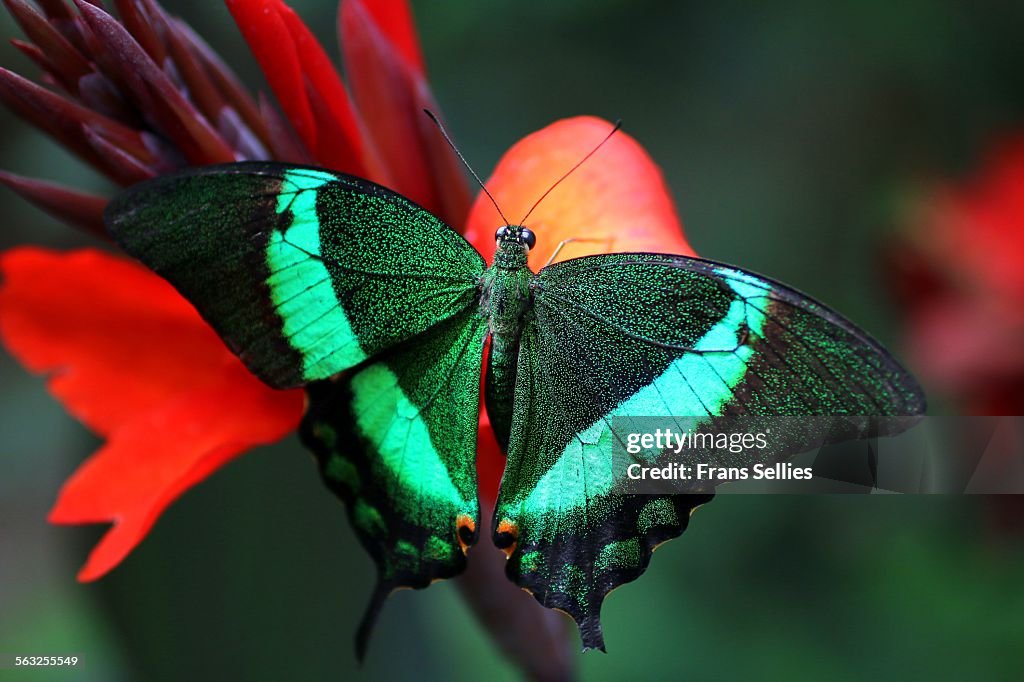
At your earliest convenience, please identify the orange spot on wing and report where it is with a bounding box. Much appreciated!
[496,519,519,558]
[456,514,476,554]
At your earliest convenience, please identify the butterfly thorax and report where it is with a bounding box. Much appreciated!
[480,229,536,449]
[481,239,531,330]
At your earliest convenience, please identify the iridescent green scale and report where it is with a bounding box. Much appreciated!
[106,162,925,656]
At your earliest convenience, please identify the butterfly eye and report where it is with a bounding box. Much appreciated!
[521,228,537,251]
[495,226,509,243]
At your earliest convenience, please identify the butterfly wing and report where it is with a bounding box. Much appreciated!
[106,162,489,655]
[106,162,485,388]
[494,252,925,650]
[302,305,487,658]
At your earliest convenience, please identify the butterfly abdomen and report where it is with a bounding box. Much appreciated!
[480,245,534,451]
[485,329,522,451]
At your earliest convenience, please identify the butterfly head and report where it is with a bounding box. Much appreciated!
[495,225,537,252]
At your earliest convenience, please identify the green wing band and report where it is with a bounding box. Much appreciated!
[106,162,485,388]
[301,307,487,659]
[266,169,367,378]
[494,252,925,650]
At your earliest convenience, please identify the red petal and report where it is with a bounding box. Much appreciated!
[50,361,301,581]
[465,116,695,269]
[340,0,470,225]
[894,133,1024,415]
[469,116,693,497]
[346,0,425,74]
[933,136,1024,302]
[225,0,367,174]
[1,248,223,434]
[0,248,303,579]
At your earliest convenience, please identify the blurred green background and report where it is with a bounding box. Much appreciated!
[2,1,1023,680]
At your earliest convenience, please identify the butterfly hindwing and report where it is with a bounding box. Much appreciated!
[301,305,487,658]
[493,252,925,650]
[105,162,485,388]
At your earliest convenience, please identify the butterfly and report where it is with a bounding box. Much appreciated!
[105,160,925,656]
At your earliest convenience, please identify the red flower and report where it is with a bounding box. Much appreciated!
[0,247,305,580]
[0,0,691,669]
[889,134,1024,535]
[1,0,471,579]
[890,135,1024,415]
[464,116,695,501]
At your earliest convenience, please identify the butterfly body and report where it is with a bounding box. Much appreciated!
[105,161,925,655]
[481,228,535,449]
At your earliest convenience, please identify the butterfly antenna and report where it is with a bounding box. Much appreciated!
[519,119,622,226]
[423,109,511,226]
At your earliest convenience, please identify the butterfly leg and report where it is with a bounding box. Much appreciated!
[543,237,615,267]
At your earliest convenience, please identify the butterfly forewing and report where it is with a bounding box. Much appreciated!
[105,162,485,388]
[493,252,925,650]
